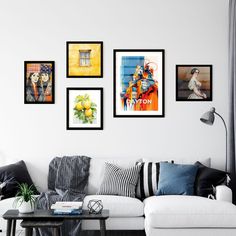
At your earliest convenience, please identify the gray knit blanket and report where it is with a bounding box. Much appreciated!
[36,156,91,236]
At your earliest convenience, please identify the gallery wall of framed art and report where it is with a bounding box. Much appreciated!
[23,43,215,130]
[4,0,227,185]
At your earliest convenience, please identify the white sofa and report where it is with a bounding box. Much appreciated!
[1,157,236,236]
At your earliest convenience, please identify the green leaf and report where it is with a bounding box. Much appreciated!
[80,113,85,120]
[84,94,89,100]
[13,183,37,208]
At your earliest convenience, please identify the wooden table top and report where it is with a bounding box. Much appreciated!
[3,209,109,220]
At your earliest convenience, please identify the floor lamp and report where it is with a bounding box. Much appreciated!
[200,107,227,171]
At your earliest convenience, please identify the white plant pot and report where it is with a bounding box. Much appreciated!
[18,201,34,214]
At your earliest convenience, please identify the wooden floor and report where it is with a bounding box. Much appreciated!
[10,230,146,236]
[82,231,146,236]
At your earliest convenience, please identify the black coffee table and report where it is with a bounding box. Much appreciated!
[3,209,109,236]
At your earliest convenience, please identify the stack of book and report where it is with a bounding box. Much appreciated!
[51,201,83,215]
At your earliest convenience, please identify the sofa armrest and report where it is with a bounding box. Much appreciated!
[215,185,232,203]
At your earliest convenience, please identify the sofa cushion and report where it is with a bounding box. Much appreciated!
[83,195,144,217]
[96,163,141,197]
[82,217,144,230]
[156,163,198,196]
[144,195,236,228]
[0,197,22,232]
[0,196,16,216]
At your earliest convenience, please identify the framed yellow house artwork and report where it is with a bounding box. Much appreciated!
[66,41,103,78]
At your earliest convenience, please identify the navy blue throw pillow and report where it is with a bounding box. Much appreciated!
[156,162,198,196]
[0,160,38,199]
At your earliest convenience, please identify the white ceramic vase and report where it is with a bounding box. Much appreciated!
[18,201,34,214]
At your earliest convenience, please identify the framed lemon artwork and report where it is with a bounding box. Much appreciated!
[66,87,103,130]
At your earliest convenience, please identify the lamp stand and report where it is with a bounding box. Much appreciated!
[215,111,228,172]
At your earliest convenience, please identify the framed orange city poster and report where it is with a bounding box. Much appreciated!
[113,49,165,117]
[66,41,103,78]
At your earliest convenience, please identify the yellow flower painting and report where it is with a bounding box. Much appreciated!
[66,41,103,78]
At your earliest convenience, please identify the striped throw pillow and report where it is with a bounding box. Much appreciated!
[97,162,141,198]
[136,161,173,199]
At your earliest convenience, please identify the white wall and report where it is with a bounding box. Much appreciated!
[0,0,229,191]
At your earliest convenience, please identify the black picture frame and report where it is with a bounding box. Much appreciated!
[113,49,165,117]
[176,65,213,101]
[66,41,103,78]
[66,87,103,130]
[24,61,55,104]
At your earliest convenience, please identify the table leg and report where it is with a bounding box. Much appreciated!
[6,220,12,236]
[25,228,33,236]
[12,220,16,236]
[53,227,60,236]
[99,219,106,236]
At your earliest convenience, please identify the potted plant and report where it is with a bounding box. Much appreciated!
[14,183,37,213]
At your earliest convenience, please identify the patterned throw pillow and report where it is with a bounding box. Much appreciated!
[136,162,161,199]
[96,162,141,198]
[136,161,174,199]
